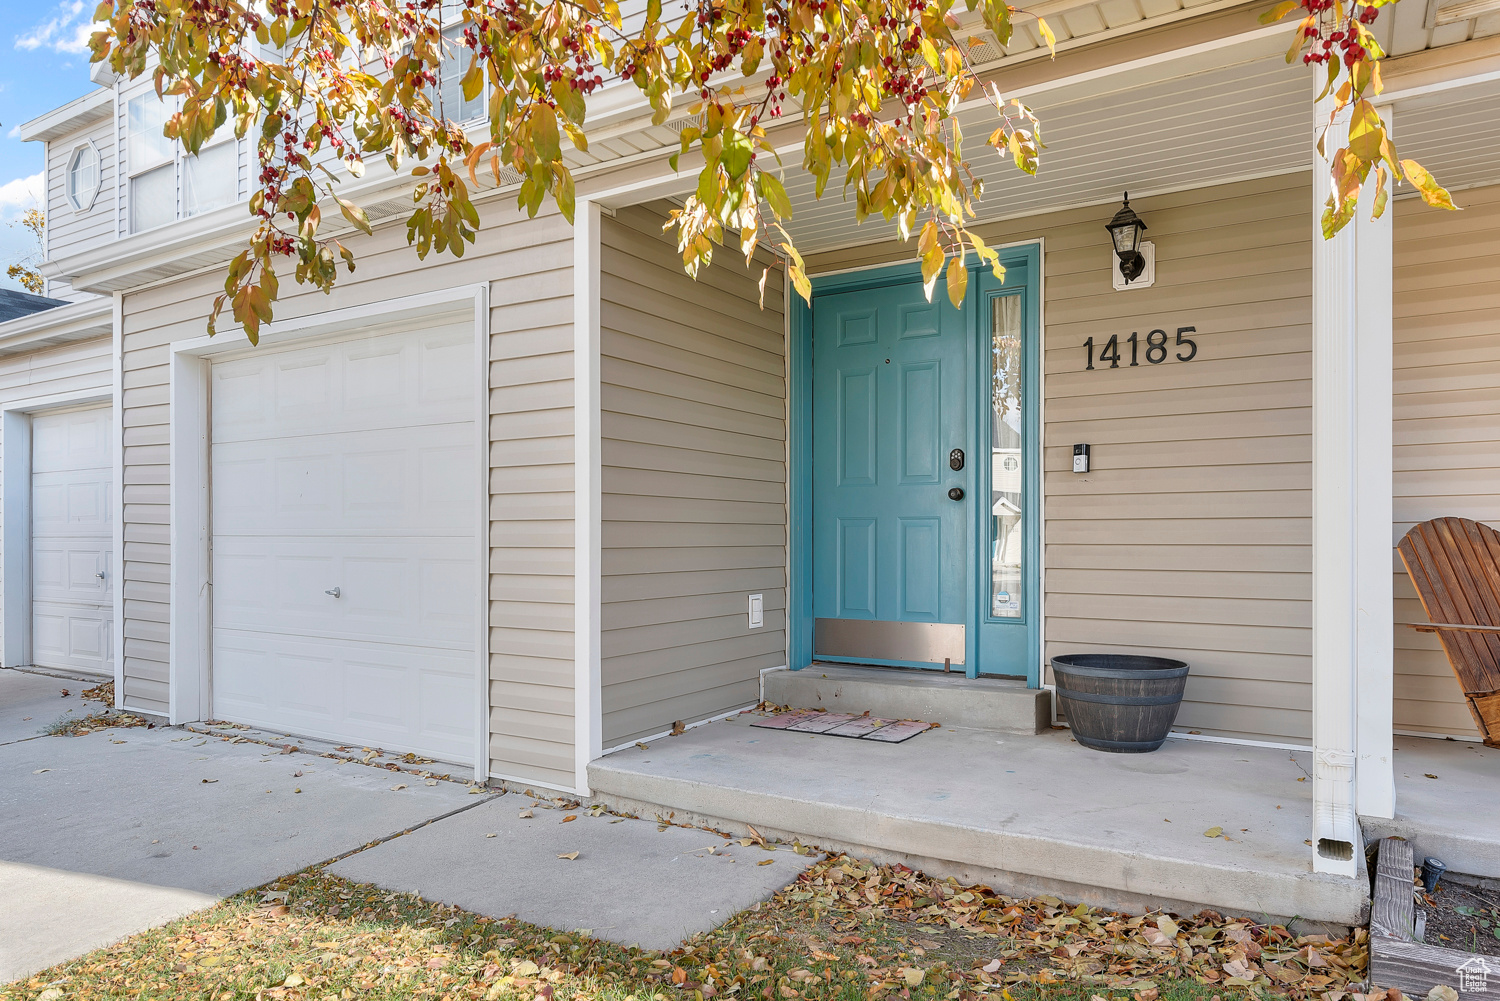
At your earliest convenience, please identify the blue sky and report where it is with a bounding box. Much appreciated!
[0,0,100,292]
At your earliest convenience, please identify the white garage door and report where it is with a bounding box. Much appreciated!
[209,322,479,762]
[31,405,114,677]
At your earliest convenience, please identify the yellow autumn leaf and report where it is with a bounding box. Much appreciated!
[946,256,968,308]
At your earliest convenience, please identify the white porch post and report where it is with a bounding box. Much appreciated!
[573,199,604,796]
[1311,87,1397,876]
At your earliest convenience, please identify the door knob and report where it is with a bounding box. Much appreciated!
[948,487,965,501]
[94,571,106,580]
[325,587,341,598]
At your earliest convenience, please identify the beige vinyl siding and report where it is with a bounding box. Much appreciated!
[0,335,114,666]
[119,207,577,785]
[46,120,116,263]
[1391,182,1500,740]
[805,173,1314,744]
[598,204,787,747]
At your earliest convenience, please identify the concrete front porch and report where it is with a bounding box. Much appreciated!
[588,711,1373,927]
[1361,736,1500,879]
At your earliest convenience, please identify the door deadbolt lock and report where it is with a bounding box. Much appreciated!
[948,487,965,501]
[949,448,965,471]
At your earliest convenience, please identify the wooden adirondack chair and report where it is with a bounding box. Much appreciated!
[1397,517,1500,747]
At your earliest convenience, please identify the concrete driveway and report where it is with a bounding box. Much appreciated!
[0,668,487,984]
[0,668,99,745]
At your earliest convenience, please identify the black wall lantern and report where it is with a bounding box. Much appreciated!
[1105,193,1148,284]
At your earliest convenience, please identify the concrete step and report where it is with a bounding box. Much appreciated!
[587,716,1370,927]
[763,663,1050,734]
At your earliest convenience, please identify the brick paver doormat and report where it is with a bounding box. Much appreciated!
[749,710,933,743]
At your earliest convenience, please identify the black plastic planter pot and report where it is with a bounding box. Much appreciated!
[1052,653,1190,753]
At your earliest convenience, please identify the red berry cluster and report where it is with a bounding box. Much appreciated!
[1300,0,1380,67]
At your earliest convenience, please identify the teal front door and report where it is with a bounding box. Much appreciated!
[811,278,969,669]
[804,252,1040,679]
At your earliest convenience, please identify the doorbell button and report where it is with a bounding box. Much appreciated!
[1072,443,1090,473]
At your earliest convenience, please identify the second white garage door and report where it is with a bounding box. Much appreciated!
[31,405,114,677]
[209,321,480,762]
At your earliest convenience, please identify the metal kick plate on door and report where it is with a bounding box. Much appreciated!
[814,618,965,666]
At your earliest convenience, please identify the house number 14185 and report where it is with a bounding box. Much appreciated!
[1084,327,1197,370]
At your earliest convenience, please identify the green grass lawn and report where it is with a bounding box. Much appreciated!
[0,851,1369,1001]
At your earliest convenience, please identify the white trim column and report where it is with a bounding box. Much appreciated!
[1354,102,1396,823]
[1311,86,1397,876]
[573,200,604,796]
[112,293,125,704]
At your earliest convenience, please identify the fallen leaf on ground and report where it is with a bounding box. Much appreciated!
[757,859,774,866]
[201,778,218,784]
[519,809,534,819]
[902,967,925,987]
[982,959,1003,973]
[1223,958,1254,979]
[561,815,576,823]
[390,784,407,791]
[1424,773,1438,779]
[1203,826,1223,838]
[1142,926,1173,948]
[486,833,497,838]
[557,852,579,860]
[32,768,49,774]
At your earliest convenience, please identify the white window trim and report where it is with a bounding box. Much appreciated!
[66,139,103,213]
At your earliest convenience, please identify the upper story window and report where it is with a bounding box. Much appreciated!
[127,91,239,234]
[66,142,101,211]
[436,23,487,125]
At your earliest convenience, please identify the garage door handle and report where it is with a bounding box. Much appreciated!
[325,587,341,598]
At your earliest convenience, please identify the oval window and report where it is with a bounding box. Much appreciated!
[67,143,100,212]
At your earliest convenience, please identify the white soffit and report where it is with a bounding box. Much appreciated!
[1392,77,1500,194]
[1377,0,1500,57]
[777,45,1309,256]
